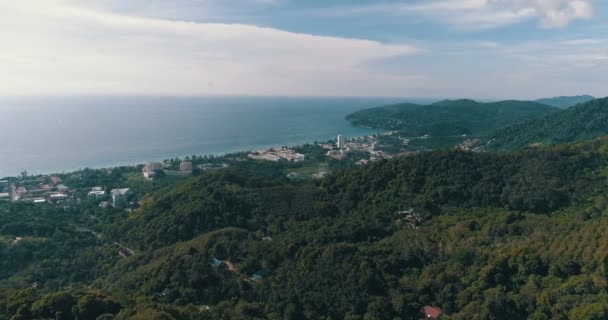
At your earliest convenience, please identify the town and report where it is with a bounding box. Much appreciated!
[0,131,439,209]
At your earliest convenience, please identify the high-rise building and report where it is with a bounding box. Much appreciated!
[337,134,345,149]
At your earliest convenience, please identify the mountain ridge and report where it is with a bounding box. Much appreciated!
[483,97,608,151]
[535,95,595,108]
[346,99,558,137]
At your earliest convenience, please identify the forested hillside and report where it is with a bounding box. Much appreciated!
[345,99,557,136]
[483,97,608,151]
[535,95,594,108]
[4,138,608,319]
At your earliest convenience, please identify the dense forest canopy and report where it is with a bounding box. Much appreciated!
[345,99,557,137]
[483,97,608,151]
[4,135,608,319]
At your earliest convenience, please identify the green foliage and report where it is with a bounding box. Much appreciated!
[346,99,556,137]
[4,137,608,319]
[484,97,608,151]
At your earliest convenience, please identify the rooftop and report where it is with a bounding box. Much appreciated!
[111,188,131,196]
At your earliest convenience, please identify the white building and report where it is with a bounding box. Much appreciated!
[327,149,345,160]
[50,193,68,202]
[88,190,106,201]
[111,188,131,207]
[180,161,193,172]
[337,134,345,149]
[143,162,164,179]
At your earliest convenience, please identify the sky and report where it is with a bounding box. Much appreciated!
[0,0,607,99]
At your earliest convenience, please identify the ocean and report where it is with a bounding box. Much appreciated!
[0,96,434,177]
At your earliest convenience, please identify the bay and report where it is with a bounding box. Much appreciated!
[0,96,434,177]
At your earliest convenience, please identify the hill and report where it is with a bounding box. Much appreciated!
[346,99,558,137]
[5,139,608,318]
[535,95,595,108]
[483,97,608,151]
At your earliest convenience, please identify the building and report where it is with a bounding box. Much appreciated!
[0,193,9,200]
[423,306,442,319]
[356,159,370,166]
[50,193,68,202]
[180,161,193,172]
[111,188,131,207]
[164,169,193,177]
[88,189,106,201]
[50,176,62,185]
[142,162,163,179]
[337,134,345,149]
[326,149,345,160]
[248,148,305,162]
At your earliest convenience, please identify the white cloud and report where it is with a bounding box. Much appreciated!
[318,0,594,30]
[558,38,608,45]
[0,0,420,96]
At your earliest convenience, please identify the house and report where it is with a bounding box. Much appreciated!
[249,270,271,281]
[50,193,68,202]
[210,258,223,267]
[111,188,131,207]
[356,159,370,166]
[88,189,106,201]
[423,306,442,319]
[396,209,422,229]
[50,176,62,185]
[312,171,329,179]
[326,149,345,160]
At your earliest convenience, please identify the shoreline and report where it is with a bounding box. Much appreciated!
[1,129,381,179]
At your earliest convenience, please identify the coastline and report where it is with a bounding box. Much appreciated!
[1,129,380,179]
[0,96,396,178]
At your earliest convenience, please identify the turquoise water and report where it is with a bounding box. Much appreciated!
[0,96,433,177]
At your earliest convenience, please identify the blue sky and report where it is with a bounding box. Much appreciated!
[1,0,607,99]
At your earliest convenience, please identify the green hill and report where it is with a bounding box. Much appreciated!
[535,95,595,108]
[5,138,608,319]
[483,97,608,151]
[346,99,558,136]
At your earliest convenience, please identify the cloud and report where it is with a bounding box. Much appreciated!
[0,0,420,96]
[318,0,594,30]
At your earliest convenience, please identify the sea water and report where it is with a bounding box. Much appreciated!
[0,96,434,177]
